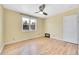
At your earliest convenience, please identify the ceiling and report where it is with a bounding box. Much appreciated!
[3,4,79,19]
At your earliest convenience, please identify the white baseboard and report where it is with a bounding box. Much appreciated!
[50,36,62,40]
[0,44,5,54]
[5,36,43,45]
[5,38,30,45]
[50,37,78,44]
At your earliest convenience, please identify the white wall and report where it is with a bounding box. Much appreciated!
[77,14,79,44]
[0,5,4,54]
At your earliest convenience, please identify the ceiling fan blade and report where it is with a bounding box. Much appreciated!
[35,4,48,15]
[39,4,45,11]
[43,12,48,15]
[35,12,39,13]
[35,11,40,13]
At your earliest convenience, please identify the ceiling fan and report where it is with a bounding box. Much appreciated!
[35,4,48,15]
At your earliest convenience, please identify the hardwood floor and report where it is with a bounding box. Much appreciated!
[2,37,78,55]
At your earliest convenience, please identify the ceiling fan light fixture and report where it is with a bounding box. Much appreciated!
[35,4,48,15]
[39,12,43,14]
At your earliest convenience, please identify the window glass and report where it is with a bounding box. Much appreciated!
[22,16,37,31]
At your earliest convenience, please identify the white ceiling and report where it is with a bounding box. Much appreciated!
[3,4,79,19]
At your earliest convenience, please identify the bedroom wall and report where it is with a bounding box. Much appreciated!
[4,9,45,44]
[4,6,79,44]
[45,7,79,40]
[0,5,4,53]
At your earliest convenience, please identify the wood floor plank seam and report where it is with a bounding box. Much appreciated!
[2,37,78,55]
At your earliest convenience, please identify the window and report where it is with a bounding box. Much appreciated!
[22,16,37,32]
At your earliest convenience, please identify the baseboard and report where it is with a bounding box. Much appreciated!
[5,38,30,45]
[50,36,62,41]
[5,36,44,45]
[0,44,5,54]
[50,37,78,45]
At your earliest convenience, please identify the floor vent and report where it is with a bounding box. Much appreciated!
[45,33,50,38]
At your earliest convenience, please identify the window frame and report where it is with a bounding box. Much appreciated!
[21,15,37,32]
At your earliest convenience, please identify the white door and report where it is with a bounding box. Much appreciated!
[63,15,77,44]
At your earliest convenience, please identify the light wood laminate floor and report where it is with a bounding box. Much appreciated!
[2,37,78,55]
